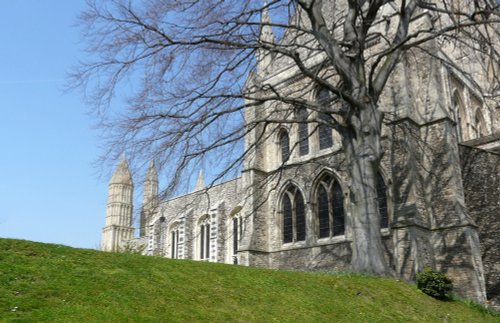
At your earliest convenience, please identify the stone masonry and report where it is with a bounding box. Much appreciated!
[101,0,500,306]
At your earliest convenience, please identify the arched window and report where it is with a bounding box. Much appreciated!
[279,129,290,162]
[170,227,180,259]
[282,186,306,243]
[231,214,243,264]
[317,88,333,149]
[376,173,389,229]
[473,109,487,138]
[198,216,211,260]
[316,174,345,238]
[296,108,309,156]
[452,91,465,141]
[295,192,306,241]
[332,181,345,236]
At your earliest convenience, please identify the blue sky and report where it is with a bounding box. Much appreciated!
[0,1,106,249]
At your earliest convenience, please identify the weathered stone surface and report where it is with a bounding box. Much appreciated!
[460,145,500,309]
[101,0,499,305]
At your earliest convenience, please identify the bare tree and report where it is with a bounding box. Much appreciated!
[71,0,500,275]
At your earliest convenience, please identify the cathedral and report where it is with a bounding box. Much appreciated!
[101,1,500,307]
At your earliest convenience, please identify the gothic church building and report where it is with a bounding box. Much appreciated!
[101,1,500,306]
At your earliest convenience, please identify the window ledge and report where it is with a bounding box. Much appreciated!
[317,235,347,244]
[281,240,307,250]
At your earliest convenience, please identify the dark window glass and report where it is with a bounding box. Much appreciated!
[332,181,345,236]
[283,194,293,243]
[206,224,210,259]
[239,217,243,241]
[295,191,306,241]
[297,108,309,155]
[376,173,389,229]
[318,185,330,238]
[175,229,179,258]
[318,112,333,149]
[200,224,205,259]
[317,88,331,105]
[233,217,238,255]
[279,130,290,162]
[171,230,176,259]
[453,92,464,141]
[317,88,333,150]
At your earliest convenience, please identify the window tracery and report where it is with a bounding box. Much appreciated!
[282,185,306,243]
[316,174,345,238]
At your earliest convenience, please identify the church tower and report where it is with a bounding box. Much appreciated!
[256,0,275,74]
[101,158,135,251]
[140,161,158,237]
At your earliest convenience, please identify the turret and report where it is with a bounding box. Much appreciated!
[256,0,275,73]
[194,169,205,191]
[140,160,159,237]
[101,157,135,251]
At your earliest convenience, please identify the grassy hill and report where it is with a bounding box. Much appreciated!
[0,238,497,322]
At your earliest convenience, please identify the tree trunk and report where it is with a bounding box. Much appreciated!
[343,102,389,276]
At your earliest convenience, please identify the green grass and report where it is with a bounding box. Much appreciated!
[0,238,497,322]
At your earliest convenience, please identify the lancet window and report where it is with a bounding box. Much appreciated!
[279,129,290,162]
[376,173,389,229]
[231,214,243,264]
[296,108,309,156]
[316,174,345,238]
[170,227,180,259]
[198,216,211,260]
[473,109,487,138]
[282,185,306,243]
[317,88,333,150]
[452,91,465,141]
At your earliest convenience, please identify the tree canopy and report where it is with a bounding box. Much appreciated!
[72,0,500,275]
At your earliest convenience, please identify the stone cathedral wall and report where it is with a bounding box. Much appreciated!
[460,145,500,308]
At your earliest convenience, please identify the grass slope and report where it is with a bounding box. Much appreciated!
[0,238,497,322]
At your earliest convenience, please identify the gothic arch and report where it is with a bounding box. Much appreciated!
[226,206,244,264]
[276,127,290,163]
[452,89,467,141]
[309,169,347,203]
[168,221,181,259]
[229,205,242,217]
[473,108,487,138]
[278,183,307,244]
[196,214,211,261]
[311,169,347,239]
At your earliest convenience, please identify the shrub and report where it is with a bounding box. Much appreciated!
[416,266,453,300]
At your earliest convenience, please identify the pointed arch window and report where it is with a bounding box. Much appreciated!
[198,216,211,260]
[296,108,309,156]
[452,91,465,141]
[231,214,244,264]
[376,173,389,229]
[279,129,290,162]
[473,109,487,138]
[282,186,306,243]
[316,174,345,238]
[317,88,333,149]
[170,228,179,259]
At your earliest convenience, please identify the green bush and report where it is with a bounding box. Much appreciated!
[416,266,453,300]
